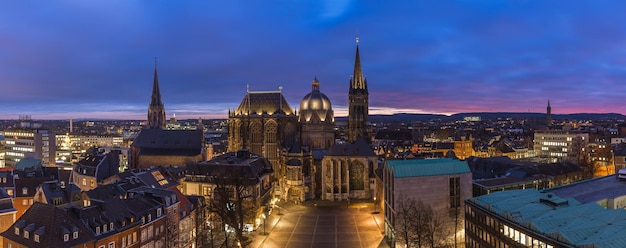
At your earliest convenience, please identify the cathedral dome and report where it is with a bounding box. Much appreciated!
[299,77,333,123]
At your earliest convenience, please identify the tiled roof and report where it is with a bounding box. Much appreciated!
[386,158,470,178]
[1,202,96,248]
[468,189,626,247]
[326,138,376,157]
[186,151,273,184]
[131,129,203,150]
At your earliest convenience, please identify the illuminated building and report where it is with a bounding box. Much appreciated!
[183,150,273,231]
[71,148,122,191]
[3,128,56,168]
[454,134,474,160]
[227,86,298,197]
[299,77,334,150]
[533,130,588,163]
[347,37,371,143]
[321,138,377,201]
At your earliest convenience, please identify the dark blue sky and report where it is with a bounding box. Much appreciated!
[3,1,626,120]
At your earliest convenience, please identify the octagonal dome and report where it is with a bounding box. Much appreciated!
[299,77,333,123]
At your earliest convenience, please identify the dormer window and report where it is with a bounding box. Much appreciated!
[103,224,108,232]
[22,187,28,195]
[148,214,151,222]
[24,230,29,239]
[73,231,78,239]
[157,208,162,217]
[14,227,19,235]
[109,222,113,230]
[141,217,145,224]
[64,234,69,242]
[96,226,101,235]
[34,234,40,243]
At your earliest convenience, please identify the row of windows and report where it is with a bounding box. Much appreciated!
[541,141,568,147]
[466,204,556,248]
[11,146,34,152]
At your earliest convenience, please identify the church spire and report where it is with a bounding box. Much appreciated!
[347,37,369,143]
[546,100,552,126]
[148,58,166,129]
[350,37,367,93]
[150,59,163,106]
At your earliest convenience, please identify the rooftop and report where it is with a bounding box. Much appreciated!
[386,158,470,178]
[544,175,626,204]
[468,189,626,247]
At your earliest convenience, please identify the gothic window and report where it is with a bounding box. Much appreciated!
[349,161,365,190]
[265,121,278,144]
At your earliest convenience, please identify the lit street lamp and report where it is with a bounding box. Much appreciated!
[373,196,377,214]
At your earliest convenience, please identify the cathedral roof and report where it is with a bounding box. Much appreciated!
[326,137,376,157]
[299,77,333,123]
[235,91,294,116]
[131,129,203,150]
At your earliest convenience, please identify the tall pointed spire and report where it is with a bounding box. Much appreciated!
[350,36,367,93]
[148,58,166,129]
[546,100,552,127]
[347,37,369,143]
[150,59,163,106]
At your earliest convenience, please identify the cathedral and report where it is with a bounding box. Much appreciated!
[228,38,377,202]
[131,62,205,169]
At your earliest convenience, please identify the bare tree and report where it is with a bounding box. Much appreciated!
[209,166,256,247]
[395,196,416,247]
[395,195,453,248]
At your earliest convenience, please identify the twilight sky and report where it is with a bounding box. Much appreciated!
[2,1,626,120]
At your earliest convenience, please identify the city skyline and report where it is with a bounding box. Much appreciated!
[3,1,626,120]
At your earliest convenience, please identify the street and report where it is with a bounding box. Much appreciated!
[250,201,388,248]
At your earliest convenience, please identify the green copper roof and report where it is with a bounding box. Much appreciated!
[386,158,470,178]
[468,189,626,247]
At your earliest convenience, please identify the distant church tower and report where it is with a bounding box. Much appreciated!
[347,37,369,143]
[148,60,166,129]
[546,100,552,126]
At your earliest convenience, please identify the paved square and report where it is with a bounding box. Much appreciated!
[252,204,386,248]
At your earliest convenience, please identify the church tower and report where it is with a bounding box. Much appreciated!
[347,37,369,143]
[147,61,166,129]
[546,100,552,126]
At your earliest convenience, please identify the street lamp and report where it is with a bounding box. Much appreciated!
[261,213,266,235]
[373,196,377,213]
